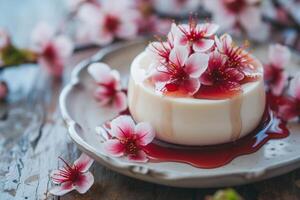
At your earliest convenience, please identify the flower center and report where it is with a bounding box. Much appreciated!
[105,15,120,32]
[223,0,246,13]
[123,138,139,155]
[43,43,57,61]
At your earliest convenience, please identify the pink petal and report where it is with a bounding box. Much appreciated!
[215,33,232,53]
[169,45,189,67]
[31,22,55,52]
[94,28,114,45]
[112,91,127,112]
[127,150,148,163]
[49,182,74,196]
[271,72,288,96]
[134,122,155,146]
[200,23,219,36]
[239,7,262,34]
[116,21,138,39]
[0,29,9,49]
[74,153,94,172]
[103,139,125,157]
[185,53,209,78]
[200,72,214,86]
[149,67,171,82]
[110,115,135,140]
[181,78,201,95]
[94,87,112,106]
[278,101,299,121]
[77,3,102,25]
[88,62,116,84]
[225,68,245,82]
[50,169,64,184]
[193,39,215,52]
[38,57,64,78]
[268,44,291,68]
[53,35,74,58]
[74,172,94,194]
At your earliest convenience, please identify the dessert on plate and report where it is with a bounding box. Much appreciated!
[128,18,265,146]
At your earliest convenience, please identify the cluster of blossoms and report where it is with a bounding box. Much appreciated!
[264,44,300,122]
[146,18,259,98]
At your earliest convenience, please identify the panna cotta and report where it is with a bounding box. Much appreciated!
[128,19,266,146]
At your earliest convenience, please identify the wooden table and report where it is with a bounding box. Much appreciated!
[1,1,300,200]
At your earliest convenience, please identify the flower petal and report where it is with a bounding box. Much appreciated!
[103,139,125,157]
[185,53,209,78]
[74,153,94,172]
[110,115,135,139]
[149,66,171,82]
[225,68,245,82]
[53,35,74,58]
[74,172,94,194]
[88,62,115,84]
[31,22,55,51]
[135,122,155,146]
[169,45,189,67]
[268,44,291,68]
[200,23,219,36]
[112,91,127,112]
[181,78,200,95]
[239,7,262,33]
[49,182,74,196]
[270,71,288,96]
[94,87,112,106]
[193,39,215,52]
[127,150,148,163]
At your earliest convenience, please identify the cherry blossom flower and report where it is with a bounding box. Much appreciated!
[149,45,209,95]
[0,81,8,101]
[50,153,94,196]
[203,0,269,41]
[88,62,127,112]
[66,0,100,11]
[103,115,155,162]
[200,50,245,92]
[277,73,300,121]
[0,29,10,50]
[30,22,74,78]
[215,34,258,79]
[77,1,139,45]
[174,18,219,52]
[264,44,290,96]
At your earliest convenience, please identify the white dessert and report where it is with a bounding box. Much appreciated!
[128,51,266,146]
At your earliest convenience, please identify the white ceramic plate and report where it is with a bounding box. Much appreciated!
[60,40,300,188]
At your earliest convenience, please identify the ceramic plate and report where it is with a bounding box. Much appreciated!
[60,40,300,188]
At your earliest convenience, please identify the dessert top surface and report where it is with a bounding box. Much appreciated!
[130,18,263,100]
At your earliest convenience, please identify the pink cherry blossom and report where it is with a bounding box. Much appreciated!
[203,0,269,41]
[103,115,155,162]
[264,44,290,96]
[200,50,244,91]
[31,22,74,78]
[0,29,10,49]
[174,18,219,52]
[277,73,300,121]
[77,1,139,45]
[88,62,127,112]
[50,153,94,196]
[149,45,209,96]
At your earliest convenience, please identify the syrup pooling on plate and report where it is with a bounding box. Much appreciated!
[105,99,289,169]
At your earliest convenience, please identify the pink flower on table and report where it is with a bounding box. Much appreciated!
[174,18,219,52]
[103,115,155,162]
[77,1,139,45]
[200,50,245,91]
[30,22,74,78]
[203,0,268,41]
[277,73,300,121]
[149,45,209,96]
[264,44,290,96]
[88,62,127,112]
[50,154,94,196]
[0,29,10,50]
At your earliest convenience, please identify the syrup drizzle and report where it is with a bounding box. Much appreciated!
[143,108,289,168]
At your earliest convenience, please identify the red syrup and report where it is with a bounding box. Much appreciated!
[115,105,289,169]
[143,108,289,168]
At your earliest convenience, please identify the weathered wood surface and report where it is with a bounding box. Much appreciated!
[1,1,300,200]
